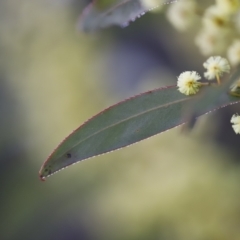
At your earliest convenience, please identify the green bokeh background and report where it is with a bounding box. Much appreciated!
[1,1,240,240]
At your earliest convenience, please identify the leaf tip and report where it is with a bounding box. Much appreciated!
[39,161,52,181]
[39,167,46,181]
[39,175,46,182]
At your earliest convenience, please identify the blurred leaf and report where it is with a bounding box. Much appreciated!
[39,85,240,180]
[78,0,145,31]
[77,0,176,31]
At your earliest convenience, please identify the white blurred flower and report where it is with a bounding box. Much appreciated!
[216,0,239,15]
[177,71,201,95]
[166,0,198,31]
[227,40,240,66]
[140,0,164,11]
[195,28,230,56]
[203,5,230,31]
[231,114,240,134]
[203,56,230,83]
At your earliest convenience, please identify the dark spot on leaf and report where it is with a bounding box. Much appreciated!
[66,153,71,158]
[48,169,52,175]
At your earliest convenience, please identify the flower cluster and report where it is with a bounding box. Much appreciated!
[146,1,240,135]
[176,56,240,135]
[177,56,230,95]
[165,0,240,62]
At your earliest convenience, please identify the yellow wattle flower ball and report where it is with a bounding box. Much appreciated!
[177,71,202,95]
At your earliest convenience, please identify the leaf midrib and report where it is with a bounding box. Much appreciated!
[62,97,188,156]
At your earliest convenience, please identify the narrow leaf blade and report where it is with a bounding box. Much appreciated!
[78,0,143,31]
[39,85,240,180]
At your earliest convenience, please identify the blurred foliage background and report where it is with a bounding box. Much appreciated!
[1,0,240,240]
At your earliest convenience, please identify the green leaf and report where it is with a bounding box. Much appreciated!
[39,85,240,180]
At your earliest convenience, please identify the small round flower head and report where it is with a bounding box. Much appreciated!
[203,56,230,81]
[203,5,230,31]
[227,40,240,66]
[216,0,239,15]
[177,71,201,95]
[231,114,240,134]
[166,0,198,31]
